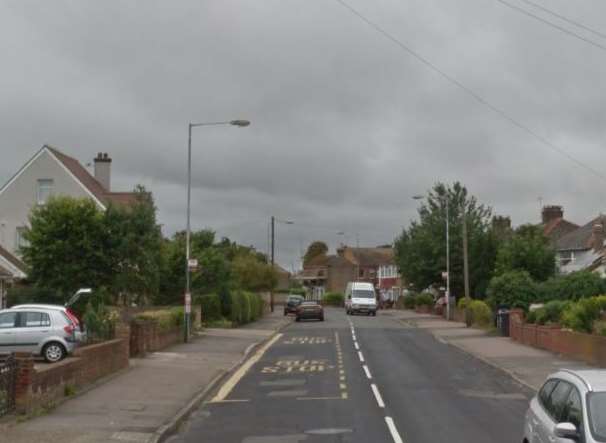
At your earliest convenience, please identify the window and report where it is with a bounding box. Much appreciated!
[562,388,583,430]
[546,381,573,421]
[21,312,51,328]
[36,178,54,204]
[16,226,28,249]
[0,312,17,329]
[539,380,559,410]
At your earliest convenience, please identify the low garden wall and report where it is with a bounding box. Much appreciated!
[129,320,182,357]
[509,309,606,367]
[15,324,130,413]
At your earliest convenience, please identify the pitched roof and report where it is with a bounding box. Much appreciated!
[557,215,605,251]
[46,146,138,208]
[304,254,329,267]
[344,247,395,267]
[543,218,579,243]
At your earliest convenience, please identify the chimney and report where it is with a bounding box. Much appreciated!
[593,221,604,253]
[542,205,563,224]
[94,152,112,191]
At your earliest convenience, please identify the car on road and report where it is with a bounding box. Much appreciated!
[295,301,324,322]
[0,307,78,362]
[345,281,377,316]
[284,294,304,316]
[524,369,606,443]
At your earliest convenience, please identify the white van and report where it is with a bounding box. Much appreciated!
[345,282,377,316]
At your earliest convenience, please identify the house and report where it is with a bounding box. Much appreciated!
[0,145,138,258]
[556,215,605,275]
[541,205,579,245]
[0,245,27,308]
[297,245,402,299]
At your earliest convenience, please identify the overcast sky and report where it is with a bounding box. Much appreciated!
[2,0,606,270]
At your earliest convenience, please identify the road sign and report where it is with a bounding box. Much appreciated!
[188,259,198,270]
[185,292,192,314]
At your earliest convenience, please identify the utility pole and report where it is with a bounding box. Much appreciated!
[462,210,471,326]
[445,200,450,321]
[270,215,275,313]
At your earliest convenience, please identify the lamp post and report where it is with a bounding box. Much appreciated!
[412,194,472,324]
[413,194,451,320]
[185,119,250,343]
[270,217,294,312]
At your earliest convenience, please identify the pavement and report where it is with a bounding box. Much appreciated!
[168,307,536,443]
[0,310,291,443]
[386,309,592,390]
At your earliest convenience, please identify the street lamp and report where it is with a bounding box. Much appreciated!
[185,119,250,343]
[412,194,451,320]
[270,217,294,312]
[412,194,471,325]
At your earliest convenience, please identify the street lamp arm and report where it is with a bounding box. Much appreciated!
[190,120,251,128]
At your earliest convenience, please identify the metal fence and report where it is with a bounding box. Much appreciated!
[0,354,16,417]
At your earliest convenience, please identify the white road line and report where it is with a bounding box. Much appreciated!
[354,342,359,350]
[363,365,372,379]
[371,384,385,408]
[211,333,282,402]
[385,417,404,443]
[358,351,365,362]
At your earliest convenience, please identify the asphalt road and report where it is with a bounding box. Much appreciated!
[168,308,532,443]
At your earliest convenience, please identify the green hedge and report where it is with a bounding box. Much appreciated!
[469,300,492,327]
[134,306,184,332]
[402,296,416,309]
[230,291,264,325]
[414,293,434,307]
[526,300,571,325]
[197,294,222,322]
[323,292,344,306]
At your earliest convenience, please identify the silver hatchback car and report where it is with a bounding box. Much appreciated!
[0,307,77,362]
[524,369,606,443]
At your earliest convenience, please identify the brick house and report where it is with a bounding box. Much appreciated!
[298,245,402,299]
[541,205,579,245]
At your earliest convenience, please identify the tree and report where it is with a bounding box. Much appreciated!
[494,224,555,281]
[105,186,163,305]
[231,254,277,291]
[22,196,111,299]
[303,241,328,265]
[487,270,539,310]
[394,182,496,298]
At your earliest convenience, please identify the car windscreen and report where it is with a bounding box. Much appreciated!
[588,392,606,441]
[353,290,375,299]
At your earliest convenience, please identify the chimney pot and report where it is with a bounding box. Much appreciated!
[593,222,604,253]
[542,205,564,225]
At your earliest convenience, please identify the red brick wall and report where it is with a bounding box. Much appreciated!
[15,332,130,413]
[129,320,181,357]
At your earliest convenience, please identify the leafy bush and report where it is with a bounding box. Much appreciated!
[135,307,183,332]
[218,287,232,318]
[534,300,571,325]
[403,296,416,309]
[323,292,344,306]
[244,291,264,321]
[469,300,492,327]
[487,270,539,310]
[415,293,434,307]
[457,298,469,310]
[229,291,264,325]
[197,294,222,322]
[539,272,606,302]
[561,295,606,333]
[82,301,117,342]
[525,309,537,324]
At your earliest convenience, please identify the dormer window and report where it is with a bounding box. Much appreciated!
[37,179,54,205]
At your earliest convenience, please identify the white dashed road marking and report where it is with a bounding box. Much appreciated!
[363,365,372,379]
[358,351,365,362]
[371,384,385,408]
[385,417,405,443]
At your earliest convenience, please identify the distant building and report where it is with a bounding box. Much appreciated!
[541,205,579,245]
[297,245,402,299]
[556,215,606,275]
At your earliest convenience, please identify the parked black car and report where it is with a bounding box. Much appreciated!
[296,301,324,322]
[284,295,304,316]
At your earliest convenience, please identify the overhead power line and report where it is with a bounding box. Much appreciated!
[493,0,606,53]
[519,0,606,41]
[334,0,606,183]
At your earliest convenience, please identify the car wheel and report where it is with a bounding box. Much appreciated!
[295,317,300,322]
[320,316,324,321]
[43,342,66,363]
